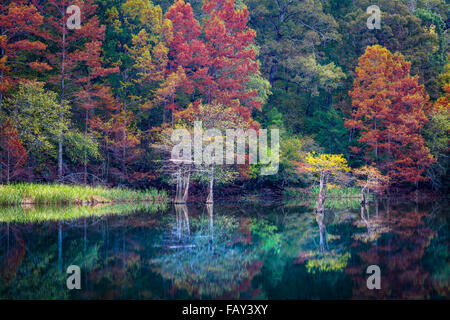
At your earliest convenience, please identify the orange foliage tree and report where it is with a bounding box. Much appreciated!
[346,45,434,187]
[37,0,117,180]
[0,0,50,109]
[353,165,388,203]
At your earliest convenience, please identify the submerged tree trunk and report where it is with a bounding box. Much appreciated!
[207,203,214,243]
[316,212,327,253]
[175,167,191,204]
[182,168,190,203]
[175,204,190,239]
[175,168,182,203]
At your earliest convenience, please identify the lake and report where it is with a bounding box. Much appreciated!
[0,198,448,300]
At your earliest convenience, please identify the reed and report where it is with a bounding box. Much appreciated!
[0,183,168,206]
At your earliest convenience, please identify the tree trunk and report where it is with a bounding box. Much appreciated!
[269,58,278,86]
[316,173,327,213]
[374,117,378,163]
[316,212,327,253]
[58,13,67,182]
[122,103,127,180]
[206,166,214,204]
[207,203,214,243]
[84,109,88,185]
[175,168,182,203]
[175,167,190,204]
[306,92,313,117]
[182,168,190,203]
[361,183,369,205]
[6,147,10,184]
[0,47,4,127]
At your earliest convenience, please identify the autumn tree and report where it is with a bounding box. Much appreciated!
[0,0,50,112]
[155,101,250,203]
[300,153,350,212]
[346,45,434,187]
[72,44,118,184]
[353,165,388,204]
[165,0,267,124]
[331,0,442,101]
[179,102,253,203]
[155,0,269,201]
[90,104,142,184]
[37,0,114,180]
[99,0,174,183]
[0,120,26,183]
[106,0,172,116]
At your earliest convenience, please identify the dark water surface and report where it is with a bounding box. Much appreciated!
[0,199,448,299]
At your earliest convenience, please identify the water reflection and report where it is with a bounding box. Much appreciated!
[0,199,448,300]
[151,203,261,299]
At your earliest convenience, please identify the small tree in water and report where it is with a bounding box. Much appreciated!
[300,153,351,212]
[353,165,388,204]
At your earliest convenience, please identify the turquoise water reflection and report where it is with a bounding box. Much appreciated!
[0,199,448,299]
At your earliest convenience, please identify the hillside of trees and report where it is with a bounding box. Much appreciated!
[0,0,448,196]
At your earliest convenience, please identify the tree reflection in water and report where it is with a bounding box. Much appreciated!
[0,199,447,299]
[346,199,447,299]
[294,210,351,274]
[150,204,263,299]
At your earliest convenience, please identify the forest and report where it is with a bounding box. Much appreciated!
[0,0,449,202]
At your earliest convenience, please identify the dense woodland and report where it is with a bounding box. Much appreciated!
[0,0,449,197]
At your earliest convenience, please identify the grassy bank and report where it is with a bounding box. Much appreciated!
[0,183,168,206]
[0,202,168,223]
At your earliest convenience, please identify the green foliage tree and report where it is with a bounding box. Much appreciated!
[3,81,98,179]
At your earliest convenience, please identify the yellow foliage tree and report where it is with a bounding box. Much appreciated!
[301,153,350,212]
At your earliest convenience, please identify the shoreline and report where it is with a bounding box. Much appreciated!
[0,183,168,206]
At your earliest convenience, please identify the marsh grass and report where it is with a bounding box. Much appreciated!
[0,202,167,223]
[0,183,168,206]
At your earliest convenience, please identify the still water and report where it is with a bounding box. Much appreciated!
[0,199,448,299]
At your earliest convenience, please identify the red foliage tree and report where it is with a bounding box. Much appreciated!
[346,45,434,186]
[0,120,27,183]
[165,0,210,115]
[202,0,260,118]
[73,40,118,184]
[35,0,117,180]
[90,103,142,184]
[165,0,260,124]
[0,0,50,109]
